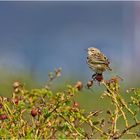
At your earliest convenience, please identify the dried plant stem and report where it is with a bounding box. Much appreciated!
[102,81,129,127]
[2,102,13,121]
[118,95,134,115]
[118,96,138,123]
[112,103,119,134]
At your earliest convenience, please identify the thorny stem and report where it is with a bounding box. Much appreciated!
[103,80,136,120]
[101,80,140,139]
[102,81,129,127]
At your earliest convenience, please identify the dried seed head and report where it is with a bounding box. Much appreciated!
[75,81,83,91]
[45,85,50,90]
[55,68,62,77]
[87,80,93,88]
[13,81,23,93]
[105,76,121,92]
[106,76,123,85]
[13,81,21,89]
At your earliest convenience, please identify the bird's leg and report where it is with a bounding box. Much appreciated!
[92,73,97,80]
[108,66,112,71]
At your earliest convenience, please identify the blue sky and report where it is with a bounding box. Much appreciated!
[0,1,138,82]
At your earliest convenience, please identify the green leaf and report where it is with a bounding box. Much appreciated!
[44,110,51,118]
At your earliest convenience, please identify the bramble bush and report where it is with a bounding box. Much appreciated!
[0,68,140,139]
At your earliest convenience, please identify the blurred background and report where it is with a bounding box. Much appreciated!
[0,1,140,95]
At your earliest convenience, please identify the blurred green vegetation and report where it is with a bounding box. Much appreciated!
[0,69,138,114]
[0,68,140,139]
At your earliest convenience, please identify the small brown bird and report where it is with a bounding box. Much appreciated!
[86,47,111,81]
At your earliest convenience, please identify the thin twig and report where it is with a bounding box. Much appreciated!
[102,81,129,127]
[112,103,119,134]
[59,114,86,138]
[86,119,109,138]
[113,121,140,139]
